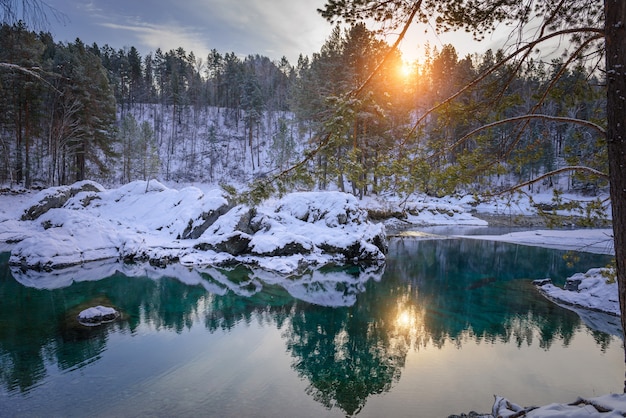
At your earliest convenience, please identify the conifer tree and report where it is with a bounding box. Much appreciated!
[318,0,626,366]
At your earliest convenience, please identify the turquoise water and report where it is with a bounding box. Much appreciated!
[0,237,621,417]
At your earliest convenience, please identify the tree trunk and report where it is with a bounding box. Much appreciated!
[76,140,86,182]
[24,102,30,189]
[249,122,255,171]
[604,0,626,391]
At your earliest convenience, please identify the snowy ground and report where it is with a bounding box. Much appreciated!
[0,183,624,416]
[0,180,386,274]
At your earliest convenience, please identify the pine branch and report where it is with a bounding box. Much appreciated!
[482,166,609,197]
[430,114,606,162]
[496,34,604,163]
[0,63,61,93]
[399,26,605,149]
[351,0,421,98]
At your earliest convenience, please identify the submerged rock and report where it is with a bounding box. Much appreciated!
[77,305,119,326]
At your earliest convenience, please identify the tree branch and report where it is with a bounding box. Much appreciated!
[430,114,606,161]
[400,26,605,149]
[483,165,609,197]
[0,63,61,93]
[351,0,421,97]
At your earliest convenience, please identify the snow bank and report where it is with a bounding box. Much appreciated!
[459,229,614,255]
[404,200,488,226]
[535,268,620,316]
[2,181,386,275]
[363,195,487,227]
[491,393,626,417]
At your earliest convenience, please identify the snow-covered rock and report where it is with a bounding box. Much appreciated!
[492,393,626,417]
[535,268,620,316]
[77,305,119,326]
[2,181,386,275]
[20,181,104,221]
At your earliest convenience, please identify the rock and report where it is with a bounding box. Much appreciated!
[533,278,552,286]
[234,207,259,234]
[370,232,388,254]
[77,305,119,326]
[21,188,71,221]
[180,202,234,239]
[564,278,582,291]
[21,181,104,221]
[447,412,492,418]
[319,241,365,260]
[196,231,252,256]
[251,241,311,257]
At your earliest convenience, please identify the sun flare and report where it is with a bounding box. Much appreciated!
[397,310,412,327]
[399,61,414,79]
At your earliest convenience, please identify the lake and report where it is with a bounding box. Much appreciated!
[0,233,622,417]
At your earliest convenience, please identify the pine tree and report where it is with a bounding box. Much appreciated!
[0,22,45,187]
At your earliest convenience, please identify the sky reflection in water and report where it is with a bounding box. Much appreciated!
[0,237,621,417]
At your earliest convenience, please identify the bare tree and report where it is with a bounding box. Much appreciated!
[0,0,65,29]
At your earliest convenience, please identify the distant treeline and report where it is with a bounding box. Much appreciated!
[0,22,607,196]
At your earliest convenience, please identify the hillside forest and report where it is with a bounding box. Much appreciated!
[0,22,608,200]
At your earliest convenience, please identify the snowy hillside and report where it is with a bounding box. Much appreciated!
[115,105,306,186]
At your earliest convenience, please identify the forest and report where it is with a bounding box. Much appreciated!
[0,21,608,199]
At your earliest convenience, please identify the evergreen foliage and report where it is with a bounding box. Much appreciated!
[0,17,608,202]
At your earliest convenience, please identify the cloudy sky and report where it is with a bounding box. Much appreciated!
[41,0,495,64]
[43,0,333,62]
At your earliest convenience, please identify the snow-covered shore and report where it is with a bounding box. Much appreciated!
[0,180,387,275]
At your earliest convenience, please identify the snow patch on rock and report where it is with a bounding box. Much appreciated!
[77,305,119,326]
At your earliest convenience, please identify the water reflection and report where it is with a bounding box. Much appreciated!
[0,238,618,416]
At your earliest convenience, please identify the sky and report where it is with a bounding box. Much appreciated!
[41,0,500,65]
[43,0,333,63]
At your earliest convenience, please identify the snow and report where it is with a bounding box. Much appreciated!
[77,305,117,320]
[492,393,626,417]
[77,305,119,326]
[536,268,620,315]
[1,180,386,273]
[459,229,614,254]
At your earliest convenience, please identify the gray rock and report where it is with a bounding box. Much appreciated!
[180,202,234,239]
[252,241,311,257]
[21,182,103,221]
[565,278,582,291]
[195,232,252,256]
[234,207,259,234]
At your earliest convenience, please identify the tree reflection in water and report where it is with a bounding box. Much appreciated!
[0,238,617,416]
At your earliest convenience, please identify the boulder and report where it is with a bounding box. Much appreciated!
[196,231,252,256]
[21,181,104,221]
[180,202,234,239]
[77,305,119,326]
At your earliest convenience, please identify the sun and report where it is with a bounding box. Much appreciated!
[398,61,414,79]
[396,310,412,328]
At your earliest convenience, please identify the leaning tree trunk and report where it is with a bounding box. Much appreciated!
[605,0,626,390]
